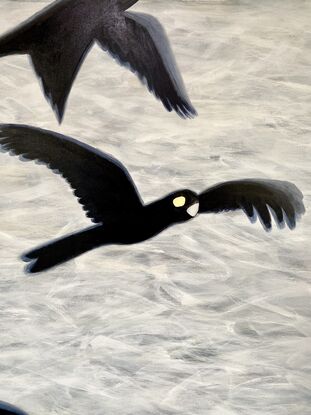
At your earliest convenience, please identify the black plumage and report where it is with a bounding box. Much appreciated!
[0,401,28,415]
[0,124,305,273]
[0,0,197,122]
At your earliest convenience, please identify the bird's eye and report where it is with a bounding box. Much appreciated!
[173,196,186,208]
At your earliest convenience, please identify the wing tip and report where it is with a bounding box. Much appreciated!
[163,96,198,119]
[177,102,198,119]
[254,206,303,232]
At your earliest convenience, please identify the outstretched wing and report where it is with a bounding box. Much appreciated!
[0,124,143,223]
[199,179,305,230]
[0,0,95,122]
[97,12,197,118]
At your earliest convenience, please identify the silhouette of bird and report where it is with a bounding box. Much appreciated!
[0,124,305,273]
[0,0,197,122]
[0,401,28,415]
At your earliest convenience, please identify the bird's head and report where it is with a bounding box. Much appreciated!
[167,189,199,222]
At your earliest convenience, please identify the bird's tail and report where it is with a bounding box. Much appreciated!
[118,0,139,11]
[23,225,107,274]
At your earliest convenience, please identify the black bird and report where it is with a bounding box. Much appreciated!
[0,0,197,122]
[0,401,28,415]
[0,124,305,273]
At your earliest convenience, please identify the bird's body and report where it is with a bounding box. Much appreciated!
[0,0,196,121]
[23,191,200,272]
[0,125,305,274]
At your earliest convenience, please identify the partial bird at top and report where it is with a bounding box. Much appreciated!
[0,0,197,122]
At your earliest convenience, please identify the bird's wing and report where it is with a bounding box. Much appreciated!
[0,124,143,223]
[0,0,95,122]
[96,12,197,118]
[199,179,305,230]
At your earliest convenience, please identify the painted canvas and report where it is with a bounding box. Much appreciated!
[0,0,310,414]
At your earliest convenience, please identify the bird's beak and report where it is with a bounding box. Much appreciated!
[187,202,199,217]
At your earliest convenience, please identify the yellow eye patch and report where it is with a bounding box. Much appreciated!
[173,196,186,208]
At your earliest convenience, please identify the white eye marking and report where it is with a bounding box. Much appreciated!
[187,203,199,217]
[173,196,186,208]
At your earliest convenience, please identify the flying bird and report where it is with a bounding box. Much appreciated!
[0,401,28,415]
[0,0,197,122]
[0,124,305,273]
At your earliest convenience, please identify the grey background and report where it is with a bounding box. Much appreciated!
[0,1,310,414]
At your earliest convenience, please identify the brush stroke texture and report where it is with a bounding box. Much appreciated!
[0,1,310,415]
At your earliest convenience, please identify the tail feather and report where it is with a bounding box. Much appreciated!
[23,225,106,273]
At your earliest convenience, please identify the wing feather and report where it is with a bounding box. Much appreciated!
[97,12,197,118]
[0,124,143,223]
[199,179,305,231]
